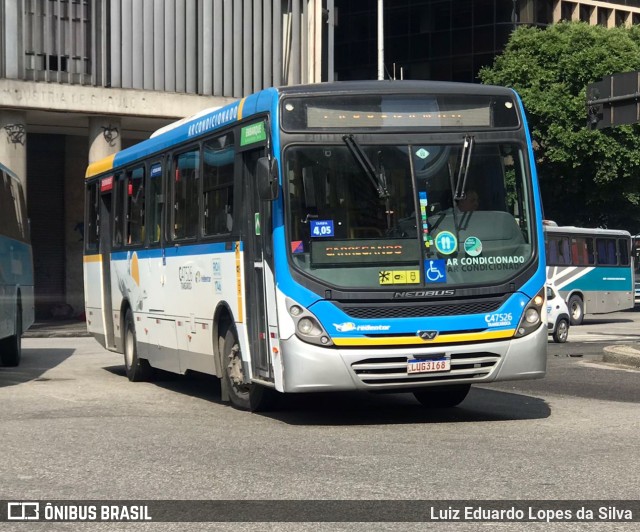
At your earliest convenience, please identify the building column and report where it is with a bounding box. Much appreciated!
[0,110,28,190]
[88,116,122,164]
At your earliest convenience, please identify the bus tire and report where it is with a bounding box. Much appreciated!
[413,384,471,408]
[123,309,153,382]
[0,304,22,367]
[568,295,584,325]
[222,327,277,412]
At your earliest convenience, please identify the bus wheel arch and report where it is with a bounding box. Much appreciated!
[217,317,277,412]
[0,292,22,367]
[567,293,584,326]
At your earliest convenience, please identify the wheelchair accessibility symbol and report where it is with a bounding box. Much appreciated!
[424,259,447,283]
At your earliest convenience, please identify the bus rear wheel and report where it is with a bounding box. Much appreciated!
[413,384,471,408]
[568,295,584,326]
[222,327,277,412]
[0,305,22,367]
[123,309,153,382]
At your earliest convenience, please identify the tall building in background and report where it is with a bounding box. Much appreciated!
[334,0,640,82]
[2,0,639,316]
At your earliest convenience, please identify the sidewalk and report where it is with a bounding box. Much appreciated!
[24,320,91,338]
[602,345,640,369]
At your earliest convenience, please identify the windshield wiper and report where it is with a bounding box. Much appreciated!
[343,134,390,199]
[454,135,474,201]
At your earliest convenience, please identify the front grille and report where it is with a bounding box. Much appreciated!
[337,297,505,319]
[351,352,500,386]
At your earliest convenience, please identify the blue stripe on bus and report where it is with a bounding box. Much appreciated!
[110,88,279,170]
[110,241,243,261]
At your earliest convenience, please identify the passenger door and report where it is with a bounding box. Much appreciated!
[240,129,275,383]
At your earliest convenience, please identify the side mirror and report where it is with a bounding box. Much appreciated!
[257,157,279,201]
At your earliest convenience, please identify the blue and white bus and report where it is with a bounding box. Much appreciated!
[0,162,34,366]
[545,225,634,325]
[84,81,548,411]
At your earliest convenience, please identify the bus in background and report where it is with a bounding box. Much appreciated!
[84,81,547,411]
[0,162,34,366]
[633,235,640,306]
[545,225,634,325]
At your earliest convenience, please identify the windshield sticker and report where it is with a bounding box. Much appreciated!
[379,270,420,285]
[464,236,483,257]
[485,312,513,328]
[419,191,432,249]
[445,255,526,273]
[291,241,304,253]
[435,231,457,255]
[334,322,391,333]
[415,148,430,159]
[310,219,335,237]
[424,259,447,283]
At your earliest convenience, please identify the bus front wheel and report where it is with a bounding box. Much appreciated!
[221,327,276,412]
[0,305,22,367]
[123,309,153,382]
[413,384,471,408]
[568,295,584,326]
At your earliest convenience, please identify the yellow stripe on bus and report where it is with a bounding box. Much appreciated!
[85,154,116,178]
[83,254,102,263]
[332,328,515,347]
[238,98,246,120]
[235,241,243,322]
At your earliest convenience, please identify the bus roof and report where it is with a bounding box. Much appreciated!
[85,80,517,179]
[544,225,631,238]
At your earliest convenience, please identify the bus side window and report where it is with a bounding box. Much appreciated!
[202,133,235,236]
[112,173,125,248]
[172,149,200,240]
[0,171,20,241]
[125,166,145,246]
[147,163,163,244]
[618,238,630,266]
[596,238,616,265]
[86,182,100,252]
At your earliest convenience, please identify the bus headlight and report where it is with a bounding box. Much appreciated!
[514,287,545,338]
[286,298,333,347]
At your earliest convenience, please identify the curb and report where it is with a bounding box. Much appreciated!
[602,345,640,369]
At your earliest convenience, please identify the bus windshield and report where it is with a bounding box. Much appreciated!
[284,141,533,289]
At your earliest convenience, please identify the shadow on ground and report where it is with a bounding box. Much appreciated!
[0,348,75,388]
[105,364,550,426]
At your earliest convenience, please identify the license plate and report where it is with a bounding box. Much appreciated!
[407,357,450,374]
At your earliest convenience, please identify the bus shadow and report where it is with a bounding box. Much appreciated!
[263,388,551,426]
[581,317,635,325]
[104,366,550,425]
[0,348,75,388]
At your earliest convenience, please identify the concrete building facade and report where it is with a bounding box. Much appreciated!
[0,0,332,317]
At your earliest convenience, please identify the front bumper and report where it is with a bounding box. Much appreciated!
[279,324,547,393]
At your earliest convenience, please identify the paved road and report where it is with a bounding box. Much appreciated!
[1,312,639,530]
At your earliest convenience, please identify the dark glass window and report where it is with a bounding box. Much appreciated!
[172,149,200,240]
[125,166,145,246]
[596,238,617,265]
[203,133,235,236]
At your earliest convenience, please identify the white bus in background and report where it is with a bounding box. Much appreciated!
[544,225,634,325]
[0,163,34,366]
